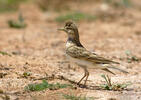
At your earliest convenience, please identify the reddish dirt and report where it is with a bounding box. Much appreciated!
[0,1,141,100]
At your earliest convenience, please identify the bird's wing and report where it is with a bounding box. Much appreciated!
[66,46,119,64]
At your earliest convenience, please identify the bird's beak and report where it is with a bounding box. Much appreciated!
[57,28,66,32]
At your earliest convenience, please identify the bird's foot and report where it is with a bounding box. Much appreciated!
[77,83,87,88]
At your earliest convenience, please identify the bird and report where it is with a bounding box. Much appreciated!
[58,21,128,86]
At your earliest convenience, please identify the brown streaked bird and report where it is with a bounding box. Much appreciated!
[58,21,128,86]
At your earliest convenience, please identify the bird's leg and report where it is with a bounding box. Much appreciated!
[84,68,89,86]
[77,68,86,85]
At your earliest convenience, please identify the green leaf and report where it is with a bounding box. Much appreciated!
[23,72,32,78]
[25,80,73,91]
[8,13,27,29]
[100,74,131,90]
[0,51,11,56]
[8,20,27,28]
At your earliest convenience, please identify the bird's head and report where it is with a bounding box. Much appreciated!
[58,21,79,38]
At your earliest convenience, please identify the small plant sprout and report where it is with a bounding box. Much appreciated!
[100,74,131,91]
[0,51,11,56]
[25,80,73,91]
[125,50,140,63]
[23,72,32,78]
[8,13,27,28]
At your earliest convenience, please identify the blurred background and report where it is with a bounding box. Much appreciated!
[0,0,141,100]
[0,0,141,23]
[0,0,141,54]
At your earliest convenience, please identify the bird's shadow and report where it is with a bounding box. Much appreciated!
[59,75,101,90]
[59,75,133,91]
[33,75,132,91]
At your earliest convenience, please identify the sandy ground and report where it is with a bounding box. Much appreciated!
[0,1,141,100]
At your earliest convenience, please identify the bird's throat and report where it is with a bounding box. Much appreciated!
[67,37,83,47]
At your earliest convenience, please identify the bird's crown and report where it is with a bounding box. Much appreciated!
[64,21,77,30]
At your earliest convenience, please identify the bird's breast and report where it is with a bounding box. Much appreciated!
[66,41,75,48]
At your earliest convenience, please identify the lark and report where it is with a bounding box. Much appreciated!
[58,21,127,86]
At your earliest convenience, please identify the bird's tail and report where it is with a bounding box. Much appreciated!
[107,65,128,74]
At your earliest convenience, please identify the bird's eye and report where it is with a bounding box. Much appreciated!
[68,24,71,27]
[66,23,71,27]
[65,25,72,30]
[66,27,72,30]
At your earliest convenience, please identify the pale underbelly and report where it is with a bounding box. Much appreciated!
[66,55,104,69]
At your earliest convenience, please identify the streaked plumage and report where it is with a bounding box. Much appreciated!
[58,21,128,86]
